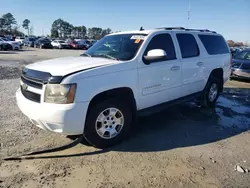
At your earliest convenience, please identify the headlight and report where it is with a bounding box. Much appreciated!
[44,84,76,104]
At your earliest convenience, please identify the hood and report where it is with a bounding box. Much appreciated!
[26,56,117,76]
[232,58,250,69]
[232,58,250,64]
[6,41,19,45]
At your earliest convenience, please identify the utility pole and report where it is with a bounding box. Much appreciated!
[187,0,191,28]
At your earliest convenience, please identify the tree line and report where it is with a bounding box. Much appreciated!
[0,13,112,40]
[227,40,249,47]
[0,13,33,36]
[51,18,112,39]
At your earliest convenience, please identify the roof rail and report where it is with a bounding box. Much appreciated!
[156,27,217,33]
[156,27,186,30]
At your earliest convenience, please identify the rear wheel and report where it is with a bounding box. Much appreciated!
[84,99,132,148]
[201,77,222,108]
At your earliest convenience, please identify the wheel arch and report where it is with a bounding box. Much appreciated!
[208,68,224,92]
[86,87,137,119]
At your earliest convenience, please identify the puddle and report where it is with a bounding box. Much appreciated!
[177,94,250,130]
[215,96,250,130]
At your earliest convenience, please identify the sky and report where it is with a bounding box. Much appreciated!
[0,0,249,42]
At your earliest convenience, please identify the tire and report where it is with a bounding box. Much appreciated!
[84,98,132,148]
[201,76,222,108]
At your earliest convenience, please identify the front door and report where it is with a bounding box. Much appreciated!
[138,33,182,110]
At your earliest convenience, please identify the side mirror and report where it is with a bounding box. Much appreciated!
[143,49,167,64]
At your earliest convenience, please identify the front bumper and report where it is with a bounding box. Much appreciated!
[12,44,20,50]
[16,88,89,135]
[231,68,250,79]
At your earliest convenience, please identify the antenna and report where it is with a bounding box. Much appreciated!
[187,0,191,29]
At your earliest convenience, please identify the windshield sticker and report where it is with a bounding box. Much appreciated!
[134,39,141,44]
[130,35,146,40]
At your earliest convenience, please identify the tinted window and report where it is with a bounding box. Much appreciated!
[177,34,199,58]
[199,35,229,55]
[144,34,176,61]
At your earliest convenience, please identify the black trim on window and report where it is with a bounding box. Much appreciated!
[176,33,200,58]
[143,33,176,64]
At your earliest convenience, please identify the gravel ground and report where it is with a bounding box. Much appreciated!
[0,48,250,188]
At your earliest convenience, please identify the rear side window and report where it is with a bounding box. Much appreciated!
[199,35,229,55]
[144,34,176,61]
[176,34,199,58]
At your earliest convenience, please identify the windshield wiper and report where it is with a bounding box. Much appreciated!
[80,53,92,57]
[92,54,119,61]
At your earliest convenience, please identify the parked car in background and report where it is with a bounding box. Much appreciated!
[34,38,53,49]
[230,47,241,57]
[231,49,250,80]
[0,42,13,51]
[74,39,90,49]
[15,37,25,46]
[24,37,37,47]
[68,40,83,49]
[0,37,21,50]
[17,27,231,148]
[51,40,70,49]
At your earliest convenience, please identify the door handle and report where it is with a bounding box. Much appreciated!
[171,66,180,71]
[196,62,204,66]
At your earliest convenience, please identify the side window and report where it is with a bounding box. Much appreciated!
[176,33,199,58]
[144,34,176,61]
[199,35,229,55]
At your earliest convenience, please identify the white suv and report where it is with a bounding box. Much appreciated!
[16,27,231,148]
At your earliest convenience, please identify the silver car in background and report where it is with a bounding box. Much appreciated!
[231,49,250,80]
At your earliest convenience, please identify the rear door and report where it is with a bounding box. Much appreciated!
[175,33,204,96]
[138,32,182,109]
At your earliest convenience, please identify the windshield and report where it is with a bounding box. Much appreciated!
[85,34,146,61]
[58,40,65,43]
[234,51,250,60]
[39,39,49,43]
[1,38,9,41]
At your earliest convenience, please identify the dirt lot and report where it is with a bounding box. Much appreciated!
[0,48,250,188]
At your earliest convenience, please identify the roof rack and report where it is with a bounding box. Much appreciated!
[156,27,217,33]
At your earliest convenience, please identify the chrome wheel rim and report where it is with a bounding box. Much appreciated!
[95,108,124,139]
[208,83,218,102]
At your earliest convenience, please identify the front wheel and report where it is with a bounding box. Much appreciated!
[84,99,132,148]
[201,77,221,108]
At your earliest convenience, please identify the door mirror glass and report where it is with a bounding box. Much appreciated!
[143,49,167,64]
[147,49,167,57]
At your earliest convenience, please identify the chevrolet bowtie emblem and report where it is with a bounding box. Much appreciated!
[21,83,28,90]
